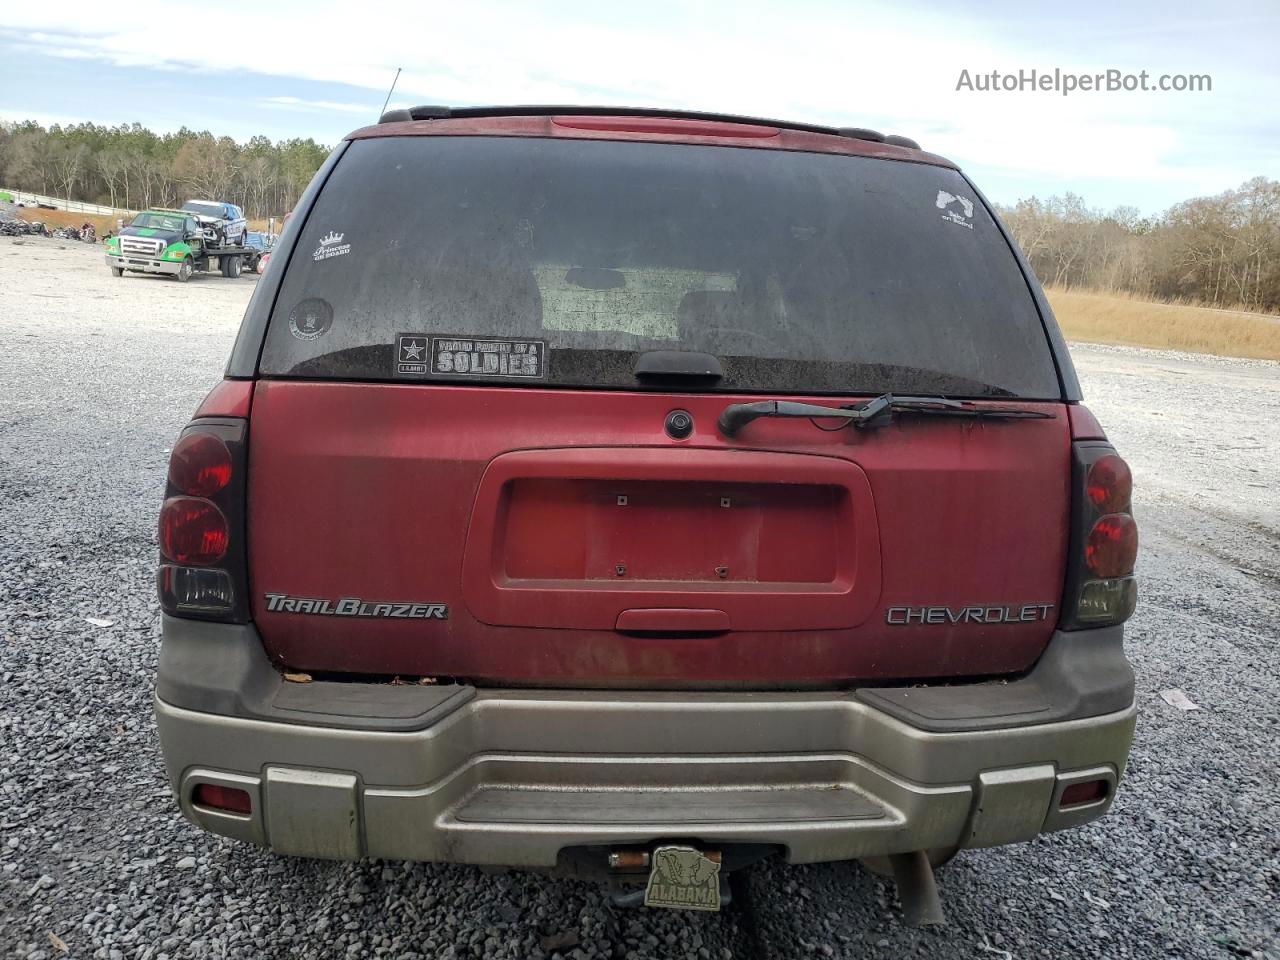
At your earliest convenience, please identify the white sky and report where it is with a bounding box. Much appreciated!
[1,0,1276,212]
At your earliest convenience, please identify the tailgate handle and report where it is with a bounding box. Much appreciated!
[614,608,732,634]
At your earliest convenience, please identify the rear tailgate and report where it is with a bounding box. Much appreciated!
[248,381,1069,685]
[246,130,1071,687]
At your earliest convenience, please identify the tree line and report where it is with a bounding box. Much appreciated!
[998,177,1280,312]
[2,119,1276,311]
[0,121,330,219]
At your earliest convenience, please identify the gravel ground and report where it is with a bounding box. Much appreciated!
[1,238,1277,959]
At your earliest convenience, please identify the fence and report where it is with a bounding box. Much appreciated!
[0,188,134,217]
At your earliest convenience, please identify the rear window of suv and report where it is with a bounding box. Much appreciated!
[261,135,1060,398]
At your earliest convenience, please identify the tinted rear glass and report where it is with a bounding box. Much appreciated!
[261,136,1060,397]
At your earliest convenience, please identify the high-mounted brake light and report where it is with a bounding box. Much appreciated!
[552,115,780,139]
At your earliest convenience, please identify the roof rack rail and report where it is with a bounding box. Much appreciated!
[376,104,920,149]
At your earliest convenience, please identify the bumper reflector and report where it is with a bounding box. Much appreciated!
[193,783,252,814]
[1059,779,1108,808]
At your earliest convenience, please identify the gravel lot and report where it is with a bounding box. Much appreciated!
[2,238,1277,960]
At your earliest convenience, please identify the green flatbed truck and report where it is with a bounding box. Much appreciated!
[105,208,259,281]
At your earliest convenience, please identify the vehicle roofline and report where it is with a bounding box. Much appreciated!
[384,104,853,135]
[342,106,956,167]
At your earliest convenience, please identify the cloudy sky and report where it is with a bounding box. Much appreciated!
[1,0,1276,213]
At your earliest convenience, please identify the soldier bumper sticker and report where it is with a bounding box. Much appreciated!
[395,334,546,380]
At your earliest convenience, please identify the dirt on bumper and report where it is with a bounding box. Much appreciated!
[154,617,1136,867]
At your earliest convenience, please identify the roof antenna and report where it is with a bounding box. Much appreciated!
[379,67,402,119]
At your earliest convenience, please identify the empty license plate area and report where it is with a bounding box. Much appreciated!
[462,448,881,631]
[502,478,840,584]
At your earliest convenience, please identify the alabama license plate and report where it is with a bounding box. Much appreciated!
[644,846,722,912]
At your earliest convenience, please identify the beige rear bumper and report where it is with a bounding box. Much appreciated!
[154,689,1135,867]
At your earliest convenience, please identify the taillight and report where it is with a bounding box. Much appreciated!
[1086,455,1132,513]
[1085,514,1138,577]
[157,411,249,622]
[168,433,232,496]
[1061,427,1139,630]
[158,565,236,614]
[159,497,229,565]
[1074,577,1137,624]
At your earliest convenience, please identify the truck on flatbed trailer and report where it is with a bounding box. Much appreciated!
[105,208,260,281]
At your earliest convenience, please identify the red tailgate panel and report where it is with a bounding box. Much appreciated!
[247,381,1071,687]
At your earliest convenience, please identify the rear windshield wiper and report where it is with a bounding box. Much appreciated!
[716,394,1052,437]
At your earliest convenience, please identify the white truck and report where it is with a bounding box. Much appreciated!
[180,200,248,249]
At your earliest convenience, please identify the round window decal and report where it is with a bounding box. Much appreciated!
[288,298,333,341]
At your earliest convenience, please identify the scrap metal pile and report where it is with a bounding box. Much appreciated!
[0,217,50,237]
[0,212,98,241]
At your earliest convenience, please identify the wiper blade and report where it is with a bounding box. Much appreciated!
[717,396,893,436]
[716,394,1052,437]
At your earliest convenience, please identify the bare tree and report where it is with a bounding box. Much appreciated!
[50,142,89,201]
[1000,180,1280,311]
[97,150,129,210]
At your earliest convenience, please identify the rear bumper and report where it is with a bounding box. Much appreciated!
[107,253,181,275]
[154,618,1136,867]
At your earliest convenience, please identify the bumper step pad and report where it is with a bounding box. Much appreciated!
[455,785,886,825]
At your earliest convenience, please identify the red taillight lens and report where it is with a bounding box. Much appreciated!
[1060,779,1108,808]
[1087,455,1132,513]
[159,418,246,623]
[1085,514,1139,578]
[168,433,232,497]
[192,783,252,814]
[159,497,229,565]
